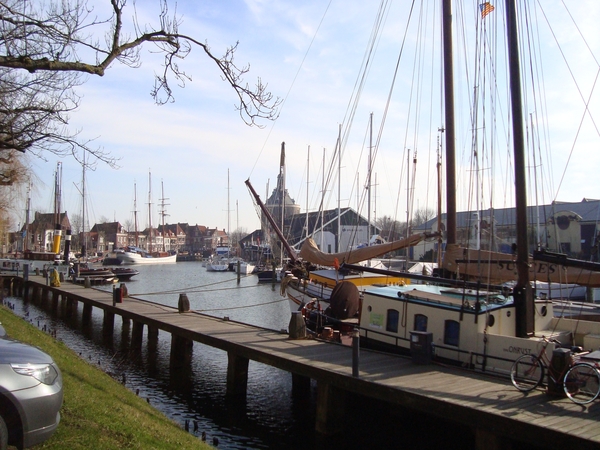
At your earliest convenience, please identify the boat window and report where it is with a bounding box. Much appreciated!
[444,320,460,347]
[414,314,428,332]
[386,309,399,333]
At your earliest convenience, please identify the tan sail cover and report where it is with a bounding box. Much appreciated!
[443,243,600,287]
[298,233,427,267]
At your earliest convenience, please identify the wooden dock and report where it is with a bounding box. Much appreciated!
[4,274,600,450]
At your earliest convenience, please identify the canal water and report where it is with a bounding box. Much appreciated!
[5,262,477,449]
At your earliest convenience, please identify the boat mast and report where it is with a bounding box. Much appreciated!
[52,162,62,255]
[368,113,373,248]
[81,155,87,258]
[442,0,457,246]
[280,143,285,263]
[321,148,325,250]
[160,179,169,252]
[337,124,341,253]
[148,171,153,253]
[133,182,139,246]
[436,135,443,266]
[227,168,231,257]
[506,0,534,337]
[24,180,31,252]
[304,146,310,241]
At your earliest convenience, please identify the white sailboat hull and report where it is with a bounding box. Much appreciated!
[116,251,177,265]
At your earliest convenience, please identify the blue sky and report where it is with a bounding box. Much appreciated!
[19,1,600,235]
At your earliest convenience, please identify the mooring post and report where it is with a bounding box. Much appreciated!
[226,352,249,397]
[237,260,241,284]
[178,293,190,313]
[288,311,306,339]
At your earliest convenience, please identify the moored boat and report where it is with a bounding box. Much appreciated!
[116,246,177,265]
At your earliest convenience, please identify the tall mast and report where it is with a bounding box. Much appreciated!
[81,154,87,258]
[280,142,285,263]
[506,0,534,337]
[160,179,169,252]
[227,168,231,253]
[368,113,373,245]
[24,180,31,251]
[442,0,457,245]
[321,148,325,250]
[337,124,341,252]
[148,171,153,253]
[304,146,310,240]
[52,162,62,255]
[133,182,139,246]
[437,136,443,266]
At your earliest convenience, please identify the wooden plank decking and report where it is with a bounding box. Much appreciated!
[8,275,600,449]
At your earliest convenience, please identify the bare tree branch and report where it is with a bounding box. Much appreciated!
[0,0,281,125]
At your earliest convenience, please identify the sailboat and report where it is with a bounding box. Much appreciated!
[1,163,71,278]
[117,172,177,265]
[355,1,600,374]
[207,170,233,272]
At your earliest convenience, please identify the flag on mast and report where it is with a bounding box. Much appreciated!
[480,2,495,19]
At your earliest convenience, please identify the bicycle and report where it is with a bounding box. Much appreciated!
[510,336,600,404]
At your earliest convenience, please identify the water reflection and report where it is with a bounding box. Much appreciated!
[3,263,476,449]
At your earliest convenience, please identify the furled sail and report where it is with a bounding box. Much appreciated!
[298,233,429,267]
[443,243,600,287]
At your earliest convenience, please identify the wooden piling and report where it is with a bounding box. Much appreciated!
[170,334,193,368]
[291,373,311,398]
[226,353,249,397]
[131,321,144,349]
[82,303,93,324]
[103,310,115,336]
[315,382,345,435]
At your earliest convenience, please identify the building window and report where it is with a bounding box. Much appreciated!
[414,314,427,331]
[386,309,399,333]
[444,320,460,347]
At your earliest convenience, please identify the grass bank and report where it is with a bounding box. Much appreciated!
[0,305,211,450]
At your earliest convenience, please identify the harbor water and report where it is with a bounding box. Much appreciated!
[5,262,477,449]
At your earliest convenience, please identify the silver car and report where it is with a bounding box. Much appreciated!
[0,323,63,449]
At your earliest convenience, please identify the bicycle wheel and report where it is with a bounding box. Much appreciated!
[563,363,600,405]
[511,354,544,392]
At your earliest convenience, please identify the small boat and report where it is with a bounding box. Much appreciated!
[255,266,284,283]
[206,256,229,272]
[228,259,255,274]
[110,267,139,281]
[70,265,117,285]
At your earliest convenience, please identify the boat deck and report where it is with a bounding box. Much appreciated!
[7,275,600,449]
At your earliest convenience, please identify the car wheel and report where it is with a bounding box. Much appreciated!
[0,415,7,450]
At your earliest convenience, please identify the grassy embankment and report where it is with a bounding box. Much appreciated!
[0,305,212,450]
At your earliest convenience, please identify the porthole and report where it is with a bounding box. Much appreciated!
[541,305,547,317]
[506,310,511,317]
[487,315,495,327]
[368,305,372,312]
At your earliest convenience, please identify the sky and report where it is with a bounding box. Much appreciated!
[16,0,600,236]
